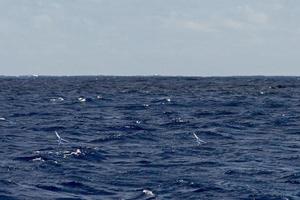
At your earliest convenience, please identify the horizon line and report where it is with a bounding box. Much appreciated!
[0,74,300,78]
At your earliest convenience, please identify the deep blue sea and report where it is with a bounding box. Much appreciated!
[0,76,300,200]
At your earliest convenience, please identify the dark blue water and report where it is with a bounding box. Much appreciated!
[0,76,300,200]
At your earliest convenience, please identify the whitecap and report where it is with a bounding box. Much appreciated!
[0,117,6,121]
[176,118,185,123]
[63,149,82,158]
[50,97,64,102]
[71,149,82,156]
[55,131,69,145]
[193,133,206,145]
[78,97,86,102]
[143,189,155,197]
[32,157,45,162]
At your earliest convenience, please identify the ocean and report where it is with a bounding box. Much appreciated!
[0,76,299,200]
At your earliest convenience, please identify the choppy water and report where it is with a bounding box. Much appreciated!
[0,76,300,200]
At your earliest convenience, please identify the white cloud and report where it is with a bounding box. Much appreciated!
[239,5,269,25]
[0,0,299,76]
[221,19,245,30]
[271,2,285,11]
[175,4,270,33]
[177,20,217,32]
[33,14,53,29]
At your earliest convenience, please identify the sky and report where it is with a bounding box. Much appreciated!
[0,0,299,76]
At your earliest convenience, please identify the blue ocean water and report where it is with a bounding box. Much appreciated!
[0,76,300,200]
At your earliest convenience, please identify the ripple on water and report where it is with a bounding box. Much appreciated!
[1,77,300,199]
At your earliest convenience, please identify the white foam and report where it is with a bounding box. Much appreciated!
[193,133,206,145]
[71,149,81,156]
[143,189,155,197]
[32,157,45,162]
[50,97,64,102]
[0,117,6,121]
[55,131,69,145]
[63,149,82,158]
[176,118,184,123]
[78,97,86,102]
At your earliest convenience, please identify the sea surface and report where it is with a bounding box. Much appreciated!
[0,76,300,200]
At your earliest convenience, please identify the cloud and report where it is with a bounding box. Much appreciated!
[177,20,218,32]
[221,19,245,30]
[175,4,270,33]
[33,14,53,29]
[1,0,299,76]
[238,5,269,25]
